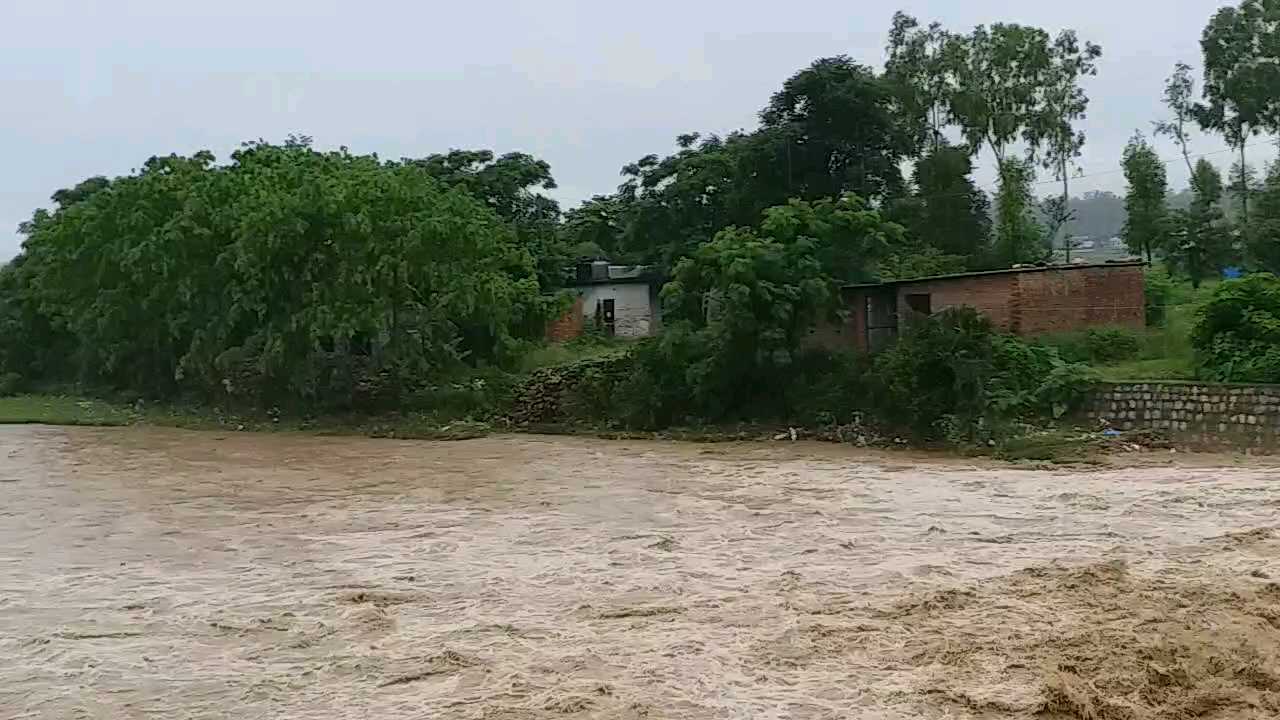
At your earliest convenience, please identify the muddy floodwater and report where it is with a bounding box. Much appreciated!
[2,426,1279,719]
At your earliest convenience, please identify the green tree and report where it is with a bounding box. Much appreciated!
[1193,272,1280,381]
[759,56,914,203]
[1169,160,1232,287]
[610,57,914,269]
[889,144,992,262]
[756,194,903,283]
[560,195,625,263]
[993,158,1048,265]
[1227,160,1259,223]
[950,24,1055,165]
[1121,132,1169,263]
[652,195,900,420]
[884,12,962,153]
[50,176,111,208]
[1154,63,1199,180]
[407,149,566,288]
[949,23,1057,263]
[11,140,548,407]
[1028,30,1102,262]
[1197,0,1280,229]
[1247,162,1280,272]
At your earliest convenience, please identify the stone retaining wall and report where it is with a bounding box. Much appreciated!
[1084,381,1280,449]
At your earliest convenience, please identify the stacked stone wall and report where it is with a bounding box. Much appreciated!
[1084,381,1280,450]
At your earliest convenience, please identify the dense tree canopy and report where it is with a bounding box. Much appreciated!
[887,144,991,270]
[1121,133,1169,264]
[4,140,548,407]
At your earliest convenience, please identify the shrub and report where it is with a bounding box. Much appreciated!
[1083,327,1142,363]
[1192,273,1280,382]
[781,350,868,427]
[1037,327,1141,364]
[0,372,21,398]
[869,307,1094,442]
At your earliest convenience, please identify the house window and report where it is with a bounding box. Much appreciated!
[905,293,932,316]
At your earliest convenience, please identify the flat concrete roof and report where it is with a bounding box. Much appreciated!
[843,260,1147,290]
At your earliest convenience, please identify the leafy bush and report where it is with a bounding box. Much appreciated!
[869,307,1094,442]
[780,350,868,427]
[1085,327,1142,363]
[0,372,21,398]
[1192,273,1280,382]
[1036,327,1141,364]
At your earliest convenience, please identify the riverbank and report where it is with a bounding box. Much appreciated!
[3,393,1276,469]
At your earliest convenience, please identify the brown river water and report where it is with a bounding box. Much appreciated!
[2,425,1278,719]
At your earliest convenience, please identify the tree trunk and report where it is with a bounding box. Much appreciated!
[1061,159,1071,264]
[1180,117,1195,184]
[1239,140,1250,229]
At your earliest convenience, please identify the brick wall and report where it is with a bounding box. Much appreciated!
[866,264,1145,344]
[896,274,1015,330]
[1014,265,1144,334]
[546,295,585,342]
[1083,381,1280,450]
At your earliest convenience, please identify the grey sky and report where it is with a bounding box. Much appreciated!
[3,0,1274,260]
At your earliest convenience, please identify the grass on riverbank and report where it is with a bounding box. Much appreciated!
[0,394,493,440]
[1048,277,1213,383]
[0,395,137,426]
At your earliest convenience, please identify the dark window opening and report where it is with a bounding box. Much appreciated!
[595,298,617,336]
[905,293,932,316]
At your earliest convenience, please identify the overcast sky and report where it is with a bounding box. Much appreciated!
[3,0,1275,260]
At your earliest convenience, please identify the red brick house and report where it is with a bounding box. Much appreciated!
[837,261,1146,351]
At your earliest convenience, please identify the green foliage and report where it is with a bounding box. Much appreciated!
[1035,327,1142,364]
[888,144,991,263]
[779,350,868,428]
[407,149,568,288]
[659,225,835,420]
[1192,273,1280,382]
[1166,160,1233,287]
[1247,162,1280,274]
[876,247,968,281]
[759,57,914,203]
[949,23,1055,161]
[1095,358,1196,382]
[554,195,899,429]
[9,139,549,409]
[1121,132,1169,263]
[1198,2,1276,145]
[0,395,136,426]
[517,334,624,373]
[993,158,1049,265]
[0,372,21,398]
[406,369,518,423]
[1155,63,1199,181]
[603,57,914,271]
[1144,268,1176,326]
[755,194,904,283]
[884,12,962,153]
[1028,30,1103,259]
[868,307,1094,441]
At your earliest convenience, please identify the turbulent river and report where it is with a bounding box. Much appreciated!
[2,425,1277,719]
